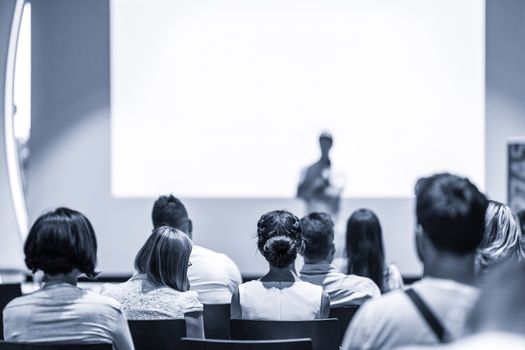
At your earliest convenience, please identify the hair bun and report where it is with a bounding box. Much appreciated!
[263,235,297,268]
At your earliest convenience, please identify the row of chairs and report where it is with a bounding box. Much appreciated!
[0,317,354,350]
[203,303,359,343]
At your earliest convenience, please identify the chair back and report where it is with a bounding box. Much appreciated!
[181,338,312,350]
[128,319,186,350]
[230,319,339,350]
[203,304,231,339]
[328,305,360,344]
[0,342,111,350]
[0,284,22,340]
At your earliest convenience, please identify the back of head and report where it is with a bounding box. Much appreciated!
[135,226,192,291]
[415,173,488,256]
[257,210,301,268]
[345,208,385,291]
[467,259,525,335]
[300,212,334,262]
[477,201,525,273]
[24,207,98,278]
[151,195,191,234]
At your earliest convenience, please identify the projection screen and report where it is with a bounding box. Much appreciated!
[110,0,484,198]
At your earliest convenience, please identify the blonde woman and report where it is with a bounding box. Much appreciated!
[476,201,525,274]
[102,226,204,338]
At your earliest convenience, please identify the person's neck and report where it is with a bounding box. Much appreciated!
[304,256,332,265]
[423,253,476,286]
[260,264,301,282]
[319,155,330,163]
[45,272,79,286]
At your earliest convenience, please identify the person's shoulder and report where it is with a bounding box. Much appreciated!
[194,245,240,269]
[343,274,381,295]
[100,282,121,296]
[81,288,122,309]
[356,288,410,320]
[296,280,324,294]
[3,292,38,310]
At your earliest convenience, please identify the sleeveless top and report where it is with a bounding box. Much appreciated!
[238,280,323,320]
[101,274,203,320]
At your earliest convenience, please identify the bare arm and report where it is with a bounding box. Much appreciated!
[230,288,242,319]
[184,311,205,339]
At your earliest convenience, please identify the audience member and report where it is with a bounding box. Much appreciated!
[402,259,525,350]
[334,208,403,293]
[476,201,525,274]
[299,212,380,306]
[342,173,488,349]
[3,208,134,350]
[231,210,330,320]
[101,226,204,338]
[152,195,242,304]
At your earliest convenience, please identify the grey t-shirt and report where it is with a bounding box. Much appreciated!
[3,282,134,350]
[342,277,479,350]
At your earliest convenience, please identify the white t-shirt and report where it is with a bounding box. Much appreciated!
[342,277,479,350]
[188,245,242,304]
[237,280,324,320]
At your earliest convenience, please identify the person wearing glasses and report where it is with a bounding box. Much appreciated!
[101,226,204,338]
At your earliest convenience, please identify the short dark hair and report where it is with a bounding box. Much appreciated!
[300,212,334,261]
[152,195,191,233]
[256,210,301,268]
[135,226,192,292]
[24,207,98,278]
[415,173,488,255]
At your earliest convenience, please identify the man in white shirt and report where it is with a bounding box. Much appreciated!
[342,173,488,350]
[299,212,380,306]
[401,260,525,350]
[152,195,242,304]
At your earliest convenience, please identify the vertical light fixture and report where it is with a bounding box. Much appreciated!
[4,0,29,240]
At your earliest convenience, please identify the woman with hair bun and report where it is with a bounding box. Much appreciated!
[231,210,330,320]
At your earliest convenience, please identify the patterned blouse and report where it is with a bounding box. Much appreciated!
[101,274,203,320]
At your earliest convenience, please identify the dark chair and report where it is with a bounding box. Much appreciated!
[0,342,111,350]
[230,319,339,350]
[128,319,186,350]
[203,304,231,339]
[0,284,22,340]
[329,305,360,344]
[181,338,312,350]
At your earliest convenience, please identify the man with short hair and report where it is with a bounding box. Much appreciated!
[152,195,242,304]
[342,173,488,350]
[299,212,380,306]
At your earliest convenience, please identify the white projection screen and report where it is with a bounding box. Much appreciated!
[110,0,484,198]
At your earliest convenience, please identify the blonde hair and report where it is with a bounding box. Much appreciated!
[135,226,192,291]
[476,201,525,273]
